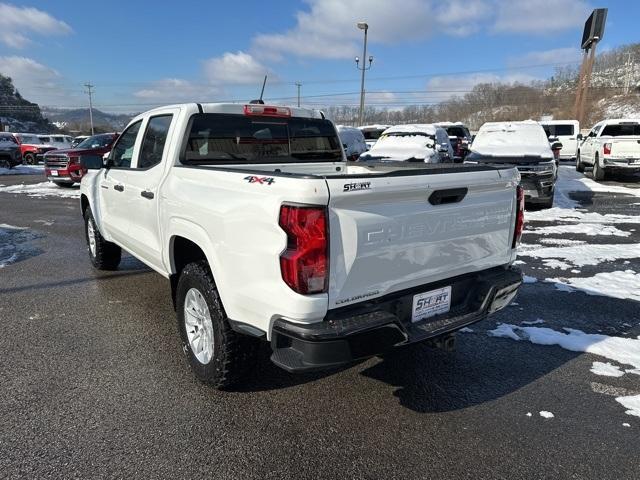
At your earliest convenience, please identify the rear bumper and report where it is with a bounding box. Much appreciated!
[520,172,555,202]
[270,266,522,372]
[603,158,640,172]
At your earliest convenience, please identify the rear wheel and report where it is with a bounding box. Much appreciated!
[84,207,121,270]
[593,154,606,181]
[0,159,10,169]
[53,181,75,188]
[176,261,257,389]
[576,151,585,172]
[23,153,35,165]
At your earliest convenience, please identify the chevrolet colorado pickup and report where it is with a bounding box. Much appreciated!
[577,119,640,180]
[80,103,523,388]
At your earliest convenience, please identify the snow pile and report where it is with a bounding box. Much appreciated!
[0,181,80,198]
[547,270,640,301]
[518,243,640,268]
[0,165,44,176]
[529,224,631,237]
[523,275,537,283]
[470,120,552,159]
[539,411,555,419]
[616,396,640,417]
[591,361,625,377]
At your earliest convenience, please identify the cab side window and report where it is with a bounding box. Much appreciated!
[111,121,142,168]
[138,115,173,169]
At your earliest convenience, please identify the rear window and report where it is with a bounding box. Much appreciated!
[542,124,575,136]
[600,123,640,137]
[182,113,342,163]
[361,129,385,140]
[445,126,467,138]
[20,135,41,144]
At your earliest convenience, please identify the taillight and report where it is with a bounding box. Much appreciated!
[513,186,524,248]
[279,204,328,295]
[603,143,612,155]
[244,105,291,117]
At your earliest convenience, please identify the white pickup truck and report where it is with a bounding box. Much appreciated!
[577,119,640,180]
[80,102,523,388]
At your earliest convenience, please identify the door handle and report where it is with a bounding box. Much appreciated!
[114,184,124,192]
[141,190,154,199]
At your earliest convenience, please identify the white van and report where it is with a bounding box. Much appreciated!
[539,120,580,160]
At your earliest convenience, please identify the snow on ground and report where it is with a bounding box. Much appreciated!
[518,243,640,268]
[0,165,44,176]
[459,327,474,333]
[488,324,640,417]
[0,224,42,268]
[539,411,555,419]
[616,396,640,417]
[538,238,587,246]
[591,362,626,377]
[523,275,537,283]
[0,181,79,198]
[547,271,640,302]
[487,325,640,371]
[522,319,545,325]
[529,224,631,237]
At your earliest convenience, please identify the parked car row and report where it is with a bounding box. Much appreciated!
[0,133,89,167]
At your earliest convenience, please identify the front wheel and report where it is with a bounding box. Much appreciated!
[84,207,121,270]
[593,155,606,181]
[23,153,35,165]
[176,261,257,389]
[576,151,585,172]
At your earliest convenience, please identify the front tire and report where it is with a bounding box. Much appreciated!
[593,154,606,181]
[24,153,35,165]
[576,151,585,172]
[176,261,257,389]
[84,207,121,270]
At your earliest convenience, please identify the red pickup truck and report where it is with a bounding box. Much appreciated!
[44,133,119,187]
[14,133,57,164]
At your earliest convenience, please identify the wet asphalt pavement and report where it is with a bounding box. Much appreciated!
[0,167,639,479]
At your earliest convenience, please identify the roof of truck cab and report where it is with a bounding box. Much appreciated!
[602,118,640,124]
[539,119,579,126]
[136,102,325,119]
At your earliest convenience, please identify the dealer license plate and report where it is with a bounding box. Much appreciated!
[50,170,58,176]
[411,286,452,323]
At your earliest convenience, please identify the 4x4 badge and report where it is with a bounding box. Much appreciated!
[244,176,275,185]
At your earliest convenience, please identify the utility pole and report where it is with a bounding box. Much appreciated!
[84,82,95,135]
[355,22,373,126]
[295,82,302,107]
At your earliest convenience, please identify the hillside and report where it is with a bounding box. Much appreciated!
[42,107,134,133]
[328,42,640,130]
[0,74,55,133]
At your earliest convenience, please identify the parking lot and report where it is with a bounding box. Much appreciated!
[0,166,639,479]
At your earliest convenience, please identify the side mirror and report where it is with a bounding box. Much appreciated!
[577,133,583,141]
[551,141,563,150]
[102,152,113,169]
[80,155,104,170]
[438,143,450,153]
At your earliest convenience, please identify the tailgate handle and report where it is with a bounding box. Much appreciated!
[429,188,468,205]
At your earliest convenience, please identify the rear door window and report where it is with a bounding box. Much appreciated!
[138,115,173,169]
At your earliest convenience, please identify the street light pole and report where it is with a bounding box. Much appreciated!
[355,22,372,127]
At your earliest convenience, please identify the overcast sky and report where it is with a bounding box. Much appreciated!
[0,0,635,112]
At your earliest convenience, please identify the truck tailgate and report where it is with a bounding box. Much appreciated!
[610,138,640,158]
[326,169,517,309]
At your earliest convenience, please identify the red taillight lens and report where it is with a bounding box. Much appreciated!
[513,186,525,248]
[279,204,328,295]
[603,143,612,155]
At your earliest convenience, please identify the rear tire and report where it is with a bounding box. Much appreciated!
[54,181,75,188]
[576,151,585,172]
[84,207,121,270]
[23,153,35,165]
[176,261,257,389]
[593,154,606,181]
[0,159,10,169]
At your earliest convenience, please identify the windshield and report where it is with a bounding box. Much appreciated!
[182,113,342,163]
[76,134,115,149]
[600,124,640,136]
[0,134,17,144]
[445,127,467,138]
[20,135,41,144]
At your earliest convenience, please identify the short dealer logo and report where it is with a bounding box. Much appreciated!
[244,176,275,185]
[343,181,371,192]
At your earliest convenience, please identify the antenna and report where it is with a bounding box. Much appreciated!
[259,75,267,102]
